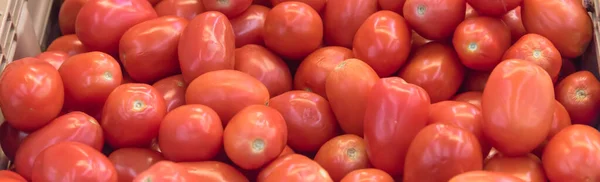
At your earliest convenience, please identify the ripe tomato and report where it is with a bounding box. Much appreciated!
[46,34,88,56]
[461,70,490,92]
[314,134,369,181]
[0,58,64,132]
[152,75,187,112]
[178,11,235,83]
[102,83,167,148]
[398,42,465,102]
[230,5,269,48]
[279,145,295,157]
[35,51,69,70]
[0,171,26,182]
[482,59,554,156]
[403,124,483,182]
[326,59,379,136]
[449,171,526,182]
[133,161,195,182]
[549,100,571,140]
[403,0,465,40]
[323,0,378,48]
[108,148,164,182]
[452,91,483,109]
[179,161,248,181]
[378,0,405,14]
[503,34,562,82]
[521,0,592,58]
[270,0,325,12]
[340,168,394,182]
[543,125,600,181]
[501,7,526,43]
[263,2,323,60]
[235,44,292,97]
[294,46,353,99]
[257,154,333,182]
[155,0,205,20]
[466,0,521,17]
[363,77,430,176]
[185,70,269,125]
[0,122,28,161]
[453,17,511,71]
[58,0,88,35]
[484,154,546,182]
[557,58,577,83]
[76,0,157,54]
[353,11,412,77]
[202,0,252,18]
[555,71,600,126]
[465,3,478,19]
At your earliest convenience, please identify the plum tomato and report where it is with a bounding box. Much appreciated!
[0,58,64,132]
[133,161,195,182]
[270,0,325,12]
[155,0,205,20]
[363,77,430,176]
[58,0,88,35]
[466,0,521,17]
[555,71,600,126]
[543,125,600,181]
[340,168,394,182]
[0,170,26,182]
[35,51,69,70]
[185,70,269,125]
[178,161,249,182]
[403,0,465,40]
[503,34,562,82]
[108,148,164,182]
[403,124,483,182]
[465,3,478,19]
[482,59,554,156]
[101,83,167,149]
[398,42,465,102]
[223,105,287,170]
[323,0,378,48]
[178,11,235,83]
[378,0,405,14]
[235,44,292,97]
[501,7,526,43]
[548,100,571,140]
[230,5,269,48]
[46,34,88,56]
[453,17,511,71]
[314,134,369,181]
[484,154,546,182]
[257,154,333,182]
[452,91,483,109]
[326,59,379,136]
[263,1,323,60]
[0,122,28,161]
[202,0,252,18]
[461,70,490,92]
[152,75,187,112]
[449,171,526,182]
[353,10,412,77]
[294,46,353,99]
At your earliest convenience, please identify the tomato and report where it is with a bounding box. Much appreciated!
[119,16,187,83]
[403,124,483,182]
[453,91,483,109]
[555,71,600,126]
[503,34,562,82]
[353,11,412,77]
[465,3,478,19]
[461,70,490,92]
[557,58,577,83]
[449,171,526,182]
[58,0,88,35]
[257,154,333,182]
[543,124,600,181]
[223,105,287,170]
[452,17,511,71]
[482,59,554,156]
[501,7,526,43]
[378,0,405,14]
[0,171,26,182]
[179,161,248,181]
[230,5,269,48]
[235,44,292,97]
[46,34,88,56]
[102,83,167,148]
[263,2,323,60]
[323,0,378,48]
[108,148,164,182]
[0,122,27,161]
[363,77,430,176]
[521,0,592,58]
[269,91,338,153]
[466,0,521,17]
[178,11,235,83]
[548,100,571,140]
[279,145,295,157]
[133,161,195,182]
[484,154,546,182]
[326,59,379,136]
[35,51,69,70]
[185,70,269,125]
[76,0,157,55]
[0,58,64,132]
[340,168,394,182]
[403,0,465,40]
[155,0,205,20]
[270,0,325,12]
[411,31,432,50]
[314,134,369,181]
[202,0,252,18]
[152,75,187,112]
[294,46,353,99]
[398,42,465,102]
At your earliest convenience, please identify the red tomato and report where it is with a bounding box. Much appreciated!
[453,91,483,109]
[155,0,205,20]
[521,0,592,58]
[465,3,478,19]
[364,77,430,176]
[461,70,490,92]
[35,51,69,70]
[0,171,26,182]
[503,34,562,82]
[484,154,546,182]
[378,0,405,14]
[257,154,333,182]
[235,44,292,97]
[403,0,465,40]
[0,58,64,132]
[452,17,511,71]
[404,124,483,182]
[102,83,167,148]
[548,100,571,140]
[185,70,269,125]
[314,134,369,181]
[353,11,412,77]
[543,125,600,181]
[230,5,269,48]
[501,7,526,43]
[58,0,88,35]
[202,0,252,18]
[326,59,379,136]
[76,0,157,54]
[223,105,287,170]
[133,161,196,182]
[108,148,165,182]
[294,46,353,99]
[0,122,28,161]
[179,161,249,181]
[557,58,577,83]
[449,171,526,182]
[46,34,88,56]
[323,0,378,48]
[398,42,465,102]
[279,145,295,157]
[466,0,521,17]
[555,71,600,126]
[152,75,187,112]
[340,168,394,182]
[178,11,235,83]
[270,0,325,12]
[482,59,554,156]
[263,2,323,60]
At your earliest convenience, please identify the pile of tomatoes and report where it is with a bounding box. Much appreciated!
[0,0,599,181]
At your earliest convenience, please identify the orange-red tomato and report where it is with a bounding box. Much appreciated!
[35,51,69,70]
[0,58,64,132]
[294,46,353,99]
[314,134,369,181]
[58,0,88,35]
[353,11,412,77]
[501,7,526,43]
[548,100,571,140]
[543,125,600,181]
[364,77,430,176]
[235,44,292,97]
[378,0,405,14]
[0,170,26,182]
[555,71,600,126]
[461,70,490,92]
[230,5,269,48]
[503,34,562,82]
[340,168,394,182]
[179,161,249,182]
[133,161,196,182]
[155,0,205,20]
[449,171,526,182]
[466,0,521,17]
[403,0,465,40]
[257,154,333,182]
[403,124,483,182]
[0,122,28,161]
[152,75,187,112]
[202,0,252,18]
[484,154,546,182]
[270,0,325,12]
[453,17,511,71]
[46,34,88,56]
[108,148,165,182]
[323,0,378,48]
[453,91,483,109]
[465,3,478,19]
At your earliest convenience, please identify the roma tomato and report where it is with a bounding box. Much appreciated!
[155,0,205,20]
[0,122,28,161]
[178,11,235,83]
[555,71,600,126]
[403,124,483,182]
[76,0,157,54]
[133,161,196,182]
[363,77,430,176]
[461,70,490,92]
[466,0,521,17]
[503,34,562,82]
[452,91,483,109]
[548,100,571,140]
[294,46,353,99]
[323,0,378,48]
[0,171,26,182]
[202,0,252,18]
[502,7,526,43]
[269,91,338,153]
[482,59,554,156]
[398,42,465,102]
[270,0,325,12]
[179,161,248,182]
[257,154,333,182]
[46,34,88,56]
[235,44,292,97]
[326,59,379,136]
[543,125,600,181]
[340,168,394,182]
[353,11,412,77]
[453,17,511,71]
[0,58,64,132]
[314,134,369,181]
[484,154,546,182]
[102,83,167,148]
[108,148,164,182]
[152,75,187,112]
[230,5,269,47]
[35,51,69,70]
[378,0,405,14]
[263,2,323,60]
[465,3,478,19]
[403,0,465,40]
[58,0,88,35]
[449,171,526,182]
[185,70,269,125]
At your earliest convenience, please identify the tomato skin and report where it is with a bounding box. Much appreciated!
[235,44,292,97]
[294,46,353,99]
[503,34,562,82]
[453,17,511,71]
[555,71,600,126]
[133,161,196,182]
[230,5,269,48]
[465,3,478,19]
[202,0,252,18]
[178,11,236,83]
[58,0,88,35]
[482,59,554,156]
[0,58,64,132]
[279,145,295,157]
[270,0,325,12]
[178,161,249,182]
[461,70,490,92]
[46,34,88,56]
[466,0,521,17]
[403,0,465,40]
[257,154,333,182]
[363,77,430,176]
[484,154,546,182]
[449,171,526,182]
[314,134,369,181]
[35,51,69,70]
[0,171,26,182]
[501,7,526,43]
[353,11,412,77]
[0,122,28,161]
[155,0,205,20]
[543,124,600,181]
[548,100,571,140]
[108,148,164,182]
[378,0,405,14]
[152,75,187,112]
[452,91,483,109]
[340,168,394,182]
[323,0,378,48]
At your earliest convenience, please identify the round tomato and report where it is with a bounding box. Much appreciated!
[230,5,269,47]
[294,46,353,99]
[323,0,378,48]
[133,161,195,182]
[0,58,64,132]
[155,0,205,20]
[363,77,430,176]
[46,34,88,56]
[257,154,333,182]
[235,44,292,97]
[314,134,369,181]
[270,0,325,11]
[411,31,432,50]
[202,0,252,18]
[461,70,490,92]
[543,124,600,181]
[452,91,483,109]
[353,11,412,77]
[0,122,28,161]
[465,3,478,19]
[0,170,26,182]
[503,34,562,82]
[548,100,571,140]
[58,0,88,35]
[449,171,526,182]
[108,148,164,182]
[453,17,511,71]
[403,0,465,40]
[555,71,600,126]
[179,161,248,182]
[466,0,521,17]
[378,0,405,14]
[340,168,394,182]
[152,75,187,112]
[501,7,526,43]
[484,154,546,182]
[35,51,69,70]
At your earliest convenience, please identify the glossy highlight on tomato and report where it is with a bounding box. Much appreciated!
[235,44,292,97]
[152,75,187,112]
[294,46,354,99]
[403,0,465,40]
[230,5,270,48]
[543,125,600,181]
[502,33,562,82]
[323,0,378,48]
[453,17,511,71]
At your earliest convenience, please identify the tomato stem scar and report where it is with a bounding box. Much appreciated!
[252,139,265,153]
[532,50,542,59]
[103,71,113,80]
[347,148,357,159]
[417,5,427,16]
[468,42,478,52]
[133,100,146,111]
[575,89,588,101]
